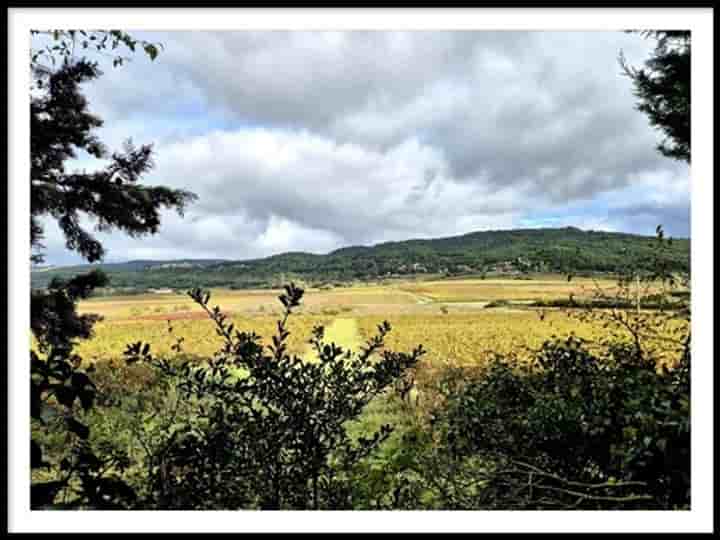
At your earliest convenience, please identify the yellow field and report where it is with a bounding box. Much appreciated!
[397,276,619,303]
[69,277,687,369]
[78,286,417,320]
[357,311,599,368]
[75,314,332,362]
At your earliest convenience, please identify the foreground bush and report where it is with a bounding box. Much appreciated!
[407,334,690,510]
[125,283,424,509]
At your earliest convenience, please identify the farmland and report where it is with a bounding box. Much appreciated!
[72,274,681,367]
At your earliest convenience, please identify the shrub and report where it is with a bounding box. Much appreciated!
[429,336,689,509]
[126,283,425,509]
[31,271,137,509]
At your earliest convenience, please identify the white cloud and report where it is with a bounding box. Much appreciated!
[32,30,691,265]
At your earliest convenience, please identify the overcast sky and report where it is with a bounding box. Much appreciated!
[36,31,691,266]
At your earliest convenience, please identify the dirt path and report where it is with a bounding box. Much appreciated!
[303,317,363,360]
[389,285,435,305]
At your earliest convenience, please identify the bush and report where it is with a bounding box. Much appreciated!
[31,271,137,509]
[423,335,689,509]
[126,283,425,509]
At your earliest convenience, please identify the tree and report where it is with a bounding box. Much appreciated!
[621,31,690,163]
[30,31,195,508]
[31,30,162,73]
[30,37,195,263]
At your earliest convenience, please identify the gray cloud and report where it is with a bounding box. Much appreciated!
[607,202,691,238]
[34,30,690,265]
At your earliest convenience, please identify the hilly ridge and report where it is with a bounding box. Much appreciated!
[31,227,690,291]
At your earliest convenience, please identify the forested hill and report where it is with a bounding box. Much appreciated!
[31,227,690,290]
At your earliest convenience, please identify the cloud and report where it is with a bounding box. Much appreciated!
[33,30,691,265]
[152,128,524,243]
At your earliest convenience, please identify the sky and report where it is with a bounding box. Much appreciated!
[34,31,691,266]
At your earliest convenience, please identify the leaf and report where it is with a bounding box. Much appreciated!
[54,385,76,408]
[31,440,45,469]
[67,418,90,439]
[78,388,95,411]
[71,372,93,390]
[31,384,42,419]
[144,43,158,61]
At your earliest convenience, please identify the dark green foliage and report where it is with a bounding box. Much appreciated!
[31,60,196,264]
[427,335,689,509]
[31,30,163,71]
[30,266,138,508]
[30,323,137,509]
[125,284,424,509]
[32,227,691,290]
[29,31,194,509]
[621,31,690,163]
[31,270,108,355]
[30,270,109,508]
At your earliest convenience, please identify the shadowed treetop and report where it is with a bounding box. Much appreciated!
[621,30,690,164]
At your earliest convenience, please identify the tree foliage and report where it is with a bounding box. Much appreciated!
[31,228,691,291]
[31,30,162,73]
[31,60,196,264]
[621,31,690,163]
[29,30,195,509]
[426,336,689,509]
[30,268,138,508]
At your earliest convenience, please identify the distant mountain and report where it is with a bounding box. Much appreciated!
[31,227,690,290]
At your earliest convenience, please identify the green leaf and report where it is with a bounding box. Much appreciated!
[78,388,95,411]
[71,372,93,390]
[31,384,42,419]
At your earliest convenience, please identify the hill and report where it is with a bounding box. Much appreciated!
[31,227,690,291]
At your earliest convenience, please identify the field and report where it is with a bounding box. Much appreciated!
[66,274,687,450]
[71,274,685,369]
[396,275,613,304]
